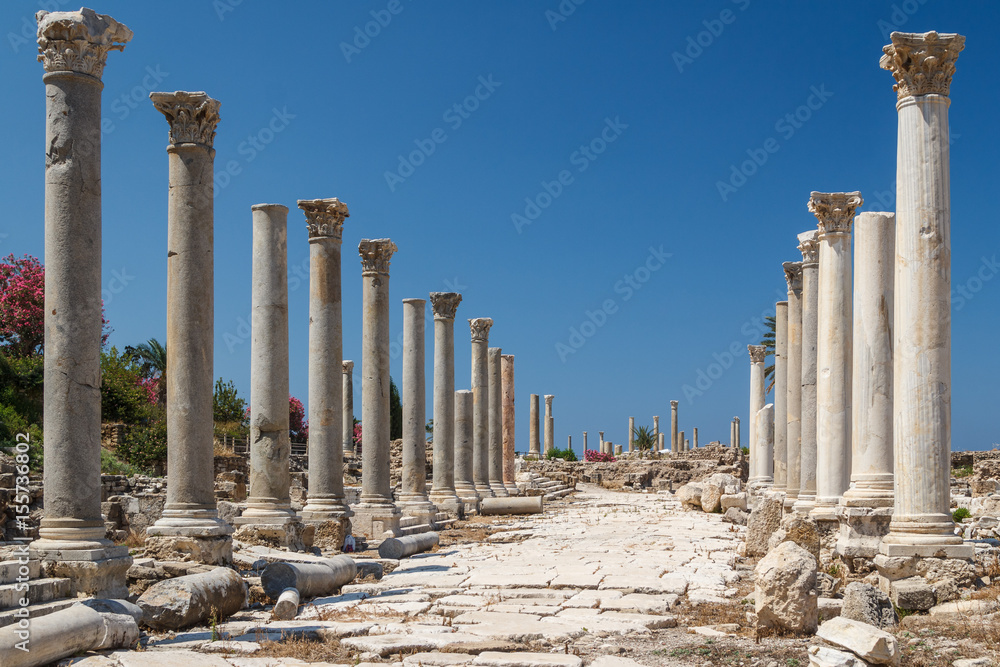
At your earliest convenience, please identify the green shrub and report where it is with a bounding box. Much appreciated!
[115,418,167,471]
[953,465,974,478]
[101,346,154,424]
[952,507,971,523]
[546,447,577,462]
[631,425,657,451]
[101,448,147,476]
[0,403,43,470]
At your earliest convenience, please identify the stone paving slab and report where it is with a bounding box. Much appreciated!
[472,652,583,667]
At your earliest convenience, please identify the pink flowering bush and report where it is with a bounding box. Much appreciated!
[137,377,159,405]
[289,395,308,441]
[584,449,616,463]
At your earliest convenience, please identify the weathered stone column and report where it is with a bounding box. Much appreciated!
[298,198,352,549]
[599,431,605,453]
[693,428,699,449]
[544,395,555,455]
[658,432,665,452]
[755,404,775,482]
[488,347,508,497]
[428,293,463,517]
[352,239,402,537]
[670,401,679,453]
[730,419,736,448]
[470,318,494,499]
[748,345,769,484]
[145,91,232,564]
[837,211,896,561]
[529,394,541,457]
[234,204,305,549]
[879,31,971,560]
[30,8,133,597]
[583,431,588,452]
[810,192,862,522]
[398,298,437,525]
[794,230,820,515]
[501,354,519,495]
[343,361,355,455]
[734,417,740,449]
[678,431,685,453]
[628,416,635,452]
[454,390,479,509]
[784,262,804,511]
[653,415,660,438]
[773,301,788,493]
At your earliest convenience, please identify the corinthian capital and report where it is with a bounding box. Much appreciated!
[880,31,965,101]
[150,92,221,147]
[358,239,397,275]
[469,318,493,342]
[808,191,863,237]
[748,345,767,364]
[797,230,819,266]
[783,261,803,293]
[343,360,354,374]
[36,8,132,78]
[430,292,462,320]
[299,198,349,241]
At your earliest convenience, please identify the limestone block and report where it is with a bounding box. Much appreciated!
[808,646,868,667]
[754,541,818,634]
[888,577,935,611]
[768,515,821,562]
[721,492,748,511]
[816,616,899,665]
[970,480,998,497]
[952,659,995,667]
[928,599,997,616]
[817,597,842,621]
[676,483,703,511]
[701,484,723,513]
[745,496,783,556]
[471,652,583,667]
[722,507,749,525]
[379,532,439,559]
[840,582,898,629]
[136,566,247,630]
[272,587,300,620]
[816,572,840,597]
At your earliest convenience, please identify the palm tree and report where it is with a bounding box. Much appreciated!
[632,425,657,451]
[761,316,775,394]
[128,338,166,407]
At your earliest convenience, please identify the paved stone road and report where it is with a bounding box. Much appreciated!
[67,484,748,667]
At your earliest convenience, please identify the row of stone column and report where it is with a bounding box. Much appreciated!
[748,29,969,566]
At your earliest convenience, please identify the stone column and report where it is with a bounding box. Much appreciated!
[794,230,820,515]
[693,428,699,449]
[352,239,402,537]
[784,262,804,511]
[145,91,232,564]
[429,293,463,517]
[670,400,679,453]
[810,192,862,522]
[599,431,605,453]
[628,416,635,452]
[730,420,736,448]
[397,298,437,525]
[488,347,508,497]
[30,8,133,598]
[773,301,788,494]
[470,318,494,498]
[454,390,479,509]
[734,417,740,449]
[658,432,665,452]
[234,204,305,549]
[343,361,355,455]
[755,404,775,482]
[583,431,588,452]
[544,395,555,455]
[501,354,519,495]
[678,431,685,453]
[837,212,896,560]
[298,198,353,548]
[653,416,660,438]
[879,31,970,560]
[529,394,541,457]
[748,345,769,484]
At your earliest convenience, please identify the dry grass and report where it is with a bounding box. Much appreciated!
[254,635,357,663]
[114,529,147,548]
[672,579,754,635]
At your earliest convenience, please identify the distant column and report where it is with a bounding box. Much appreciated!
[470,318,494,499]
[784,262,804,511]
[501,355,518,495]
[453,390,478,509]
[544,395,555,455]
[488,347,508,497]
[748,345,769,484]
[670,400,679,453]
[773,300,788,493]
[428,293,463,517]
[397,298,437,525]
[529,394,541,457]
[734,417,740,449]
[628,416,635,452]
[342,361,355,455]
[693,427,699,449]
[794,230,820,516]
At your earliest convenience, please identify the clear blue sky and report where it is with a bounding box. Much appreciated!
[2,1,998,454]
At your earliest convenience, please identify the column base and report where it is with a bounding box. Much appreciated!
[503,483,520,496]
[475,482,495,500]
[302,517,353,551]
[834,505,892,565]
[30,544,131,599]
[455,484,481,514]
[792,493,816,516]
[233,514,310,552]
[841,487,894,508]
[809,498,841,523]
[350,503,402,539]
[429,491,465,519]
[397,499,439,528]
[783,491,800,512]
[489,481,509,497]
[300,498,354,521]
[879,530,974,559]
[144,535,234,565]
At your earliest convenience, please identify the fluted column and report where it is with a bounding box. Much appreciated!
[146,91,232,563]
[454,390,478,508]
[693,427,699,449]
[544,395,554,455]
[353,239,402,538]
[784,262,804,511]
[773,302,788,492]
[670,401,679,453]
[428,293,463,516]
[470,318,494,498]
[501,354,519,495]
[529,394,541,457]
[488,347,508,496]
[343,361,355,455]
[748,345,769,484]
[31,8,133,596]
[234,204,304,548]
[734,417,740,448]
[398,298,436,523]
[794,230,820,515]
[810,192,862,521]
[879,31,970,558]
[730,420,736,448]
[299,198,352,526]
[628,416,635,451]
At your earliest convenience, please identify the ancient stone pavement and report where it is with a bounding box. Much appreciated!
[68,485,751,667]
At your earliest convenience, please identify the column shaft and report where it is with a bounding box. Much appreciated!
[343,361,355,454]
[429,293,462,514]
[501,355,518,495]
[628,416,635,451]
[470,319,493,498]
[795,231,820,515]
[670,401,679,453]
[488,347,508,496]
[454,390,478,507]
[773,302,788,491]
[544,395,554,455]
[784,262,804,510]
[748,345,767,483]
[529,394,540,456]
[398,299,435,520]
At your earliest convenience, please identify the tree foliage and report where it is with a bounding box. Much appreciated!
[389,376,402,440]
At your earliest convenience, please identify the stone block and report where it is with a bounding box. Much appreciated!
[745,496,783,557]
[840,582,897,629]
[754,541,818,634]
[816,616,899,665]
[888,576,936,612]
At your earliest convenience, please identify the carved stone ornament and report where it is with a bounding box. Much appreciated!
[797,230,819,266]
[468,318,493,342]
[748,345,767,364]
[783,261,803,292]
[150,91,221,147]
[299,198,349,240]
[808,191,863,237]
[358,239,397,275]
[37,8,132,78]
[880,31,965,101]
[430,292,463,320]
[343,360,354,373]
